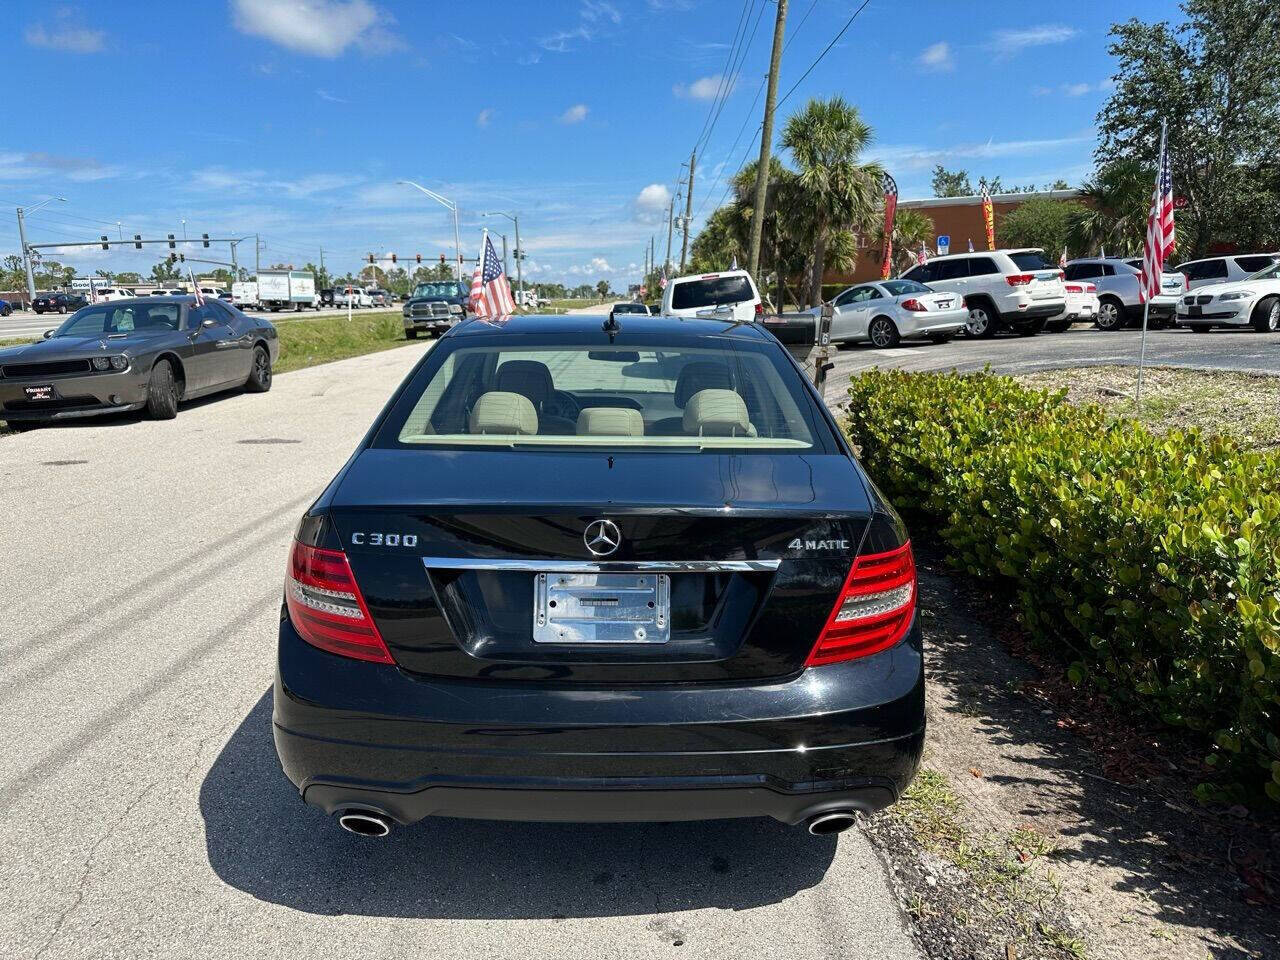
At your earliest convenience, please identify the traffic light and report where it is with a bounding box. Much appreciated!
[201,233,209,248]
[367,253,374,264]
[99,235,109,250]
[167,253,177,265]
[179,253,185,263]
[168,234,176,249]
[134,234,142,250]
[415,253,422,264]
[390,252,397,264]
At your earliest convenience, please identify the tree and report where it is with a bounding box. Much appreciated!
[595,280,610,299]
[115,271,142,284]
[1,254,25,290]
[1066,159,1152,255]
[150,258,181,285]
[781,96,884,306]
[1097,0,1280,257]
[997,196,1089,262]
[931,166,973,197]
[94,268,113,282]
[303,261,331,290]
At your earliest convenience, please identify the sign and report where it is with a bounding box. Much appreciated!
[937,235,950,256]
[879,172,899,280]
[1173,195,1188,209]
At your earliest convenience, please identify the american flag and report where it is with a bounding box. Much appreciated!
[469,233,515,316]
[1139,123,1175,302]
[916,242,929,266]
[189,269,204,306]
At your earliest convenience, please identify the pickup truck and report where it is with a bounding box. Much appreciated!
[402,280,469,338]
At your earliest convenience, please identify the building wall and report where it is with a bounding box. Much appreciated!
[832,189,1082,285]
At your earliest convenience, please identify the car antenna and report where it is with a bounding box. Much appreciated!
[602,312,622,341]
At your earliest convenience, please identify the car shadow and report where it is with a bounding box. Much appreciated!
[199,691,838,919]
[11,386,251,431]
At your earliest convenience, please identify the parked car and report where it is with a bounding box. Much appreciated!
[32,292,89,315]
[660,269,763,323]
[1175,259,1280,332]
[367,289,391,308]
[272,312,924,837]
[151,288,186,297]
[1046,281,1101,332]
[402,280,469,338]
[89,287,134,303]
[818,279,968,347]
[901,249,1065,337]
[319,287,336,307]
[609,302,650,318]
[1174,253,1280,291]
[0,296,279,426]
[0,299,12,317]
[1063,258,1183,330]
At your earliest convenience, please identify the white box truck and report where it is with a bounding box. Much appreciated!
[232,281,259,310]
[257,270,318,311]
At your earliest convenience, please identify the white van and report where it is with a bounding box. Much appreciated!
[661,270,762,323]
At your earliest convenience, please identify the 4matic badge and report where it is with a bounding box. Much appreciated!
[788,538,851,552]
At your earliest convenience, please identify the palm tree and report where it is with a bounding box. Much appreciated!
[873,207,935,277]
[781,96,884,306]
[1067,160,1151,256]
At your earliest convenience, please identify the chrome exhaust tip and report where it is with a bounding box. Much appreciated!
[337,810,392,837]
[806,810,858,836]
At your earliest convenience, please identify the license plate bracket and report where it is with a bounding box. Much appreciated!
[24,384,55,401]
[1189,305,1202,317]
[533,572,671,644]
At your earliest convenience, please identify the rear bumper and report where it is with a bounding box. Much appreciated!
[273,615,926,826]
[1004,299,1066,322]
[899,310,967,337]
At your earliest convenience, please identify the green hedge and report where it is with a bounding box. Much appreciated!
[843,369,1280,803]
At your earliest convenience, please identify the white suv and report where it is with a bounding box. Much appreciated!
[661,269,762,323]
[1176,253,1280,291]
[902,249,1065,337]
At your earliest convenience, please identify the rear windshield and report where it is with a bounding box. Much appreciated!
[671,276,754,310]
[611,304,649,314]
[1009,251,1054,271]
[378,338,827,452]
[881,280,930,296]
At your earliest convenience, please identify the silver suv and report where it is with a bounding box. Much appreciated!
[1064,258,1184,330]
[902,249,1065,337]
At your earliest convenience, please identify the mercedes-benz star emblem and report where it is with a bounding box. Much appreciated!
[583,519,621,557]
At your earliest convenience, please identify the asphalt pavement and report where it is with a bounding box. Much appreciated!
[0,342,923,960]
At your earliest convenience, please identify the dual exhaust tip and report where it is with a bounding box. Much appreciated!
[336,808,857,838]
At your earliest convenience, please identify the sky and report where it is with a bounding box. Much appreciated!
[3,0,1180,288]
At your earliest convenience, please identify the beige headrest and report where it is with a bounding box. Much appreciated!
[577,407,645,436]
[682,389,756,437]
[469,391,538,435]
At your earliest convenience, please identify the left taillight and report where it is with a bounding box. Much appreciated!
[900,298,927,312]
[805,541,916,667]
[754,301,764,317]
[285,540,394,664]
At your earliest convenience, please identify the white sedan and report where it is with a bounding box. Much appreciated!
[819,279,968,347]
[1176,261,1280,332]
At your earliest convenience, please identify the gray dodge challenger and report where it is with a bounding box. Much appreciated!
[0,296,279,425]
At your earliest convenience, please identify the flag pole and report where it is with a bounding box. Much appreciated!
[1135,118,1167,412]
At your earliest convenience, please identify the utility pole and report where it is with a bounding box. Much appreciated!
[255,233,261,277]
[664,196,675,271]
[16,207,35,304]
[512,214,524,305]
[680,149,695,271]
[748,0,787,280]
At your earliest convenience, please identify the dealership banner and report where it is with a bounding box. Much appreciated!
[880,172,898,280]
[980,185,995,251]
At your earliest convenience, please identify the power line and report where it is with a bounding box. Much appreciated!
[777,0,873,108]
[691,0,757,153]
[695,0,769,156]
[694,76,768,222]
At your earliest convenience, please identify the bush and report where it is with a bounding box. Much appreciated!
[843,369,1280,803]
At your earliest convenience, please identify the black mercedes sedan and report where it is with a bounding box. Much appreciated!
[0,296,278,425]
[274,313,924,838]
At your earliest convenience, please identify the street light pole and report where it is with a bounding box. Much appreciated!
[397,180,462,281]
[15,196,67,303]
[481,211,524,306]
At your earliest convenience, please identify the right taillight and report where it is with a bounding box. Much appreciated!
[285,540,394,664]
[805,542,916,667]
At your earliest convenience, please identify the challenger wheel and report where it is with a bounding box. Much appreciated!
[246,345,272,393]
[146,359,179,420]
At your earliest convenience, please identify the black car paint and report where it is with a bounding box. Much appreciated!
[32,292,88,314]
[273,314,924,827]
[0,297,279,422]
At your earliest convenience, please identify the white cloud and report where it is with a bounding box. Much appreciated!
[580,1,621,24]
[589,257,612,273]
[1032,81,1110,98]
[868,134,1093,172]
[476,108,494,128]
[315,89,348,103]
[1061,82,1093,97]
[989,25,1079,55]
[24,13,105,53]
[917,42,953,72]
[633,184,672,223]
[559,104,589,124]
[673,74,733,101]
[230,0,404,57]
[537,0,621,53]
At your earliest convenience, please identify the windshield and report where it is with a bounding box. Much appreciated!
[54,302,181,336]
[671,276,754,310]
[881,280,930,296]
[413,282,465,299]
[1249,262,1280,280]
[380,340,823,451]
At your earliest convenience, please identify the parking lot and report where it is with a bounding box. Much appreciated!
[0,340,925,960]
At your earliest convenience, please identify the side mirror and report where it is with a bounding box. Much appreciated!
[202,318,217,328]
[43,329,54,339]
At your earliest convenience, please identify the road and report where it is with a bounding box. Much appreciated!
[0,343,922,960]
[0,305,395,341]
[820,324,1279,404]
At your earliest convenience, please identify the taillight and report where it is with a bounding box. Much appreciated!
[1057,269,1065,280]
[285,540,394,664]
[1064,284,1082,293]
[805,542,916,667]
[900,298,926,311]
[755,301,764,317]
[1006,274,1033,286]
[1183,273,1189,291]
[1086,283,1096,293]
